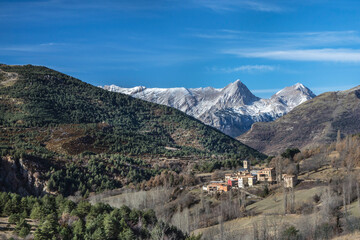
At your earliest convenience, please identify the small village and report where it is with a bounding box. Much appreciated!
[202,160,298,194]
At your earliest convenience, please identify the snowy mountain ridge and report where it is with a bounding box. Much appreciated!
[100,80,316,137]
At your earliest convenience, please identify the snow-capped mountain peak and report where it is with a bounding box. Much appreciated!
[273,83,316,109]
[100,81,315,137]
[221,79,259,105]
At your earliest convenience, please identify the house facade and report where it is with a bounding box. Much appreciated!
[257,168,276,182]
[238,174,257,188]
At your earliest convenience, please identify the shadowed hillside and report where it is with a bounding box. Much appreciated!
[238,86,360,155]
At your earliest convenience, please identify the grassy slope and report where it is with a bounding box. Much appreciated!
[192,185,324,239]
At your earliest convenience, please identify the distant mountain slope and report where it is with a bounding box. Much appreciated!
[101,81,315,137]
[0,64,265,159]
[238,86,360,155]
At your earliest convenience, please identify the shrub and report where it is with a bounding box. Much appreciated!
[313,193,321,203]
[295,201,314,215]
[282,225,299,240]
[8,213,21,224]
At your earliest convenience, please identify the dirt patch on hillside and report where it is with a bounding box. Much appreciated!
[0,69,19,87]
[44,124,107,155]
[171,128,205,151]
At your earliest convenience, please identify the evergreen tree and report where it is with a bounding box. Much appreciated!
[72,219,85,238]
[34,214,58,240]
[30,203,43,220]
[104,214,119,240]
[34,227,48,240]
[91,227,105,240]
[76,201,91,219]
[15,218,31,237]
[8,213,20,224]
[3,201,13,215]
[59,226,72,240]
[119,227,135,240]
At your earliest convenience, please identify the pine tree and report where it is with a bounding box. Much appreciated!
[59,226,72,240]
[76,201,91,219]
[8,213,20,224]
[72,219,85,238]
[119,228,135,240]
[34,227,48,240]
[30,204,43,220]
[104,214,119,240]
[15,218,31,237]
[34,214,58,240]
[3,201,13,215]
[92,226,105,240]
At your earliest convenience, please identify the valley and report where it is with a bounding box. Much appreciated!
[2,1,360,239]
[0,64,360,240]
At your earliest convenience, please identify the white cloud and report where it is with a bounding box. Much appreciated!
[211,65,275,73]
[189,33,238,39]
[0,43,64,52]
[225,48,360,62]
[273,31,360,48]
[194,0,284,12]
[189,30,360,50]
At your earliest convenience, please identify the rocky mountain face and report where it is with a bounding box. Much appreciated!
[101,80,316,137]
[238,86,360,155]
[0,156,49,196]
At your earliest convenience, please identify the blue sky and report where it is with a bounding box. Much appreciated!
[1,0,360,98]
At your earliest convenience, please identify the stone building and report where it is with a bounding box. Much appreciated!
[283,174,297,188]
[257,168,276,182]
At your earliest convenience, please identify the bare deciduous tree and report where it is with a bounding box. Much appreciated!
[283,186,288,215]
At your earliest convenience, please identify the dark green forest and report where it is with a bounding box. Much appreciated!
[0,192,201,240]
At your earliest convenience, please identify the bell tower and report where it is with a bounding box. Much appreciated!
[243,160,250,170]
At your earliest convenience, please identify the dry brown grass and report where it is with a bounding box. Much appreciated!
[192,185,324,239]
[0,217,37,239]
[332,231,360,240]
[170,127,205,151]
[0,69,19,88]
[44,124,107,155]
[246,186,323,215]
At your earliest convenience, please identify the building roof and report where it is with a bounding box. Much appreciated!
[262,168,274,171]
[283,174,296,178]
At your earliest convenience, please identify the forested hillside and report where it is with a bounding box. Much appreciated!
[0,192,199,240]
[0,64,265,197]
[0,64,264,157]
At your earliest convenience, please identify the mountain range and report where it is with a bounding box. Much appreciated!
[101,80,316,137]
[239,85,360,154]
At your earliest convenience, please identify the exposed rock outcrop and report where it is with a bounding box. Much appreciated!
[0,156,49,196]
